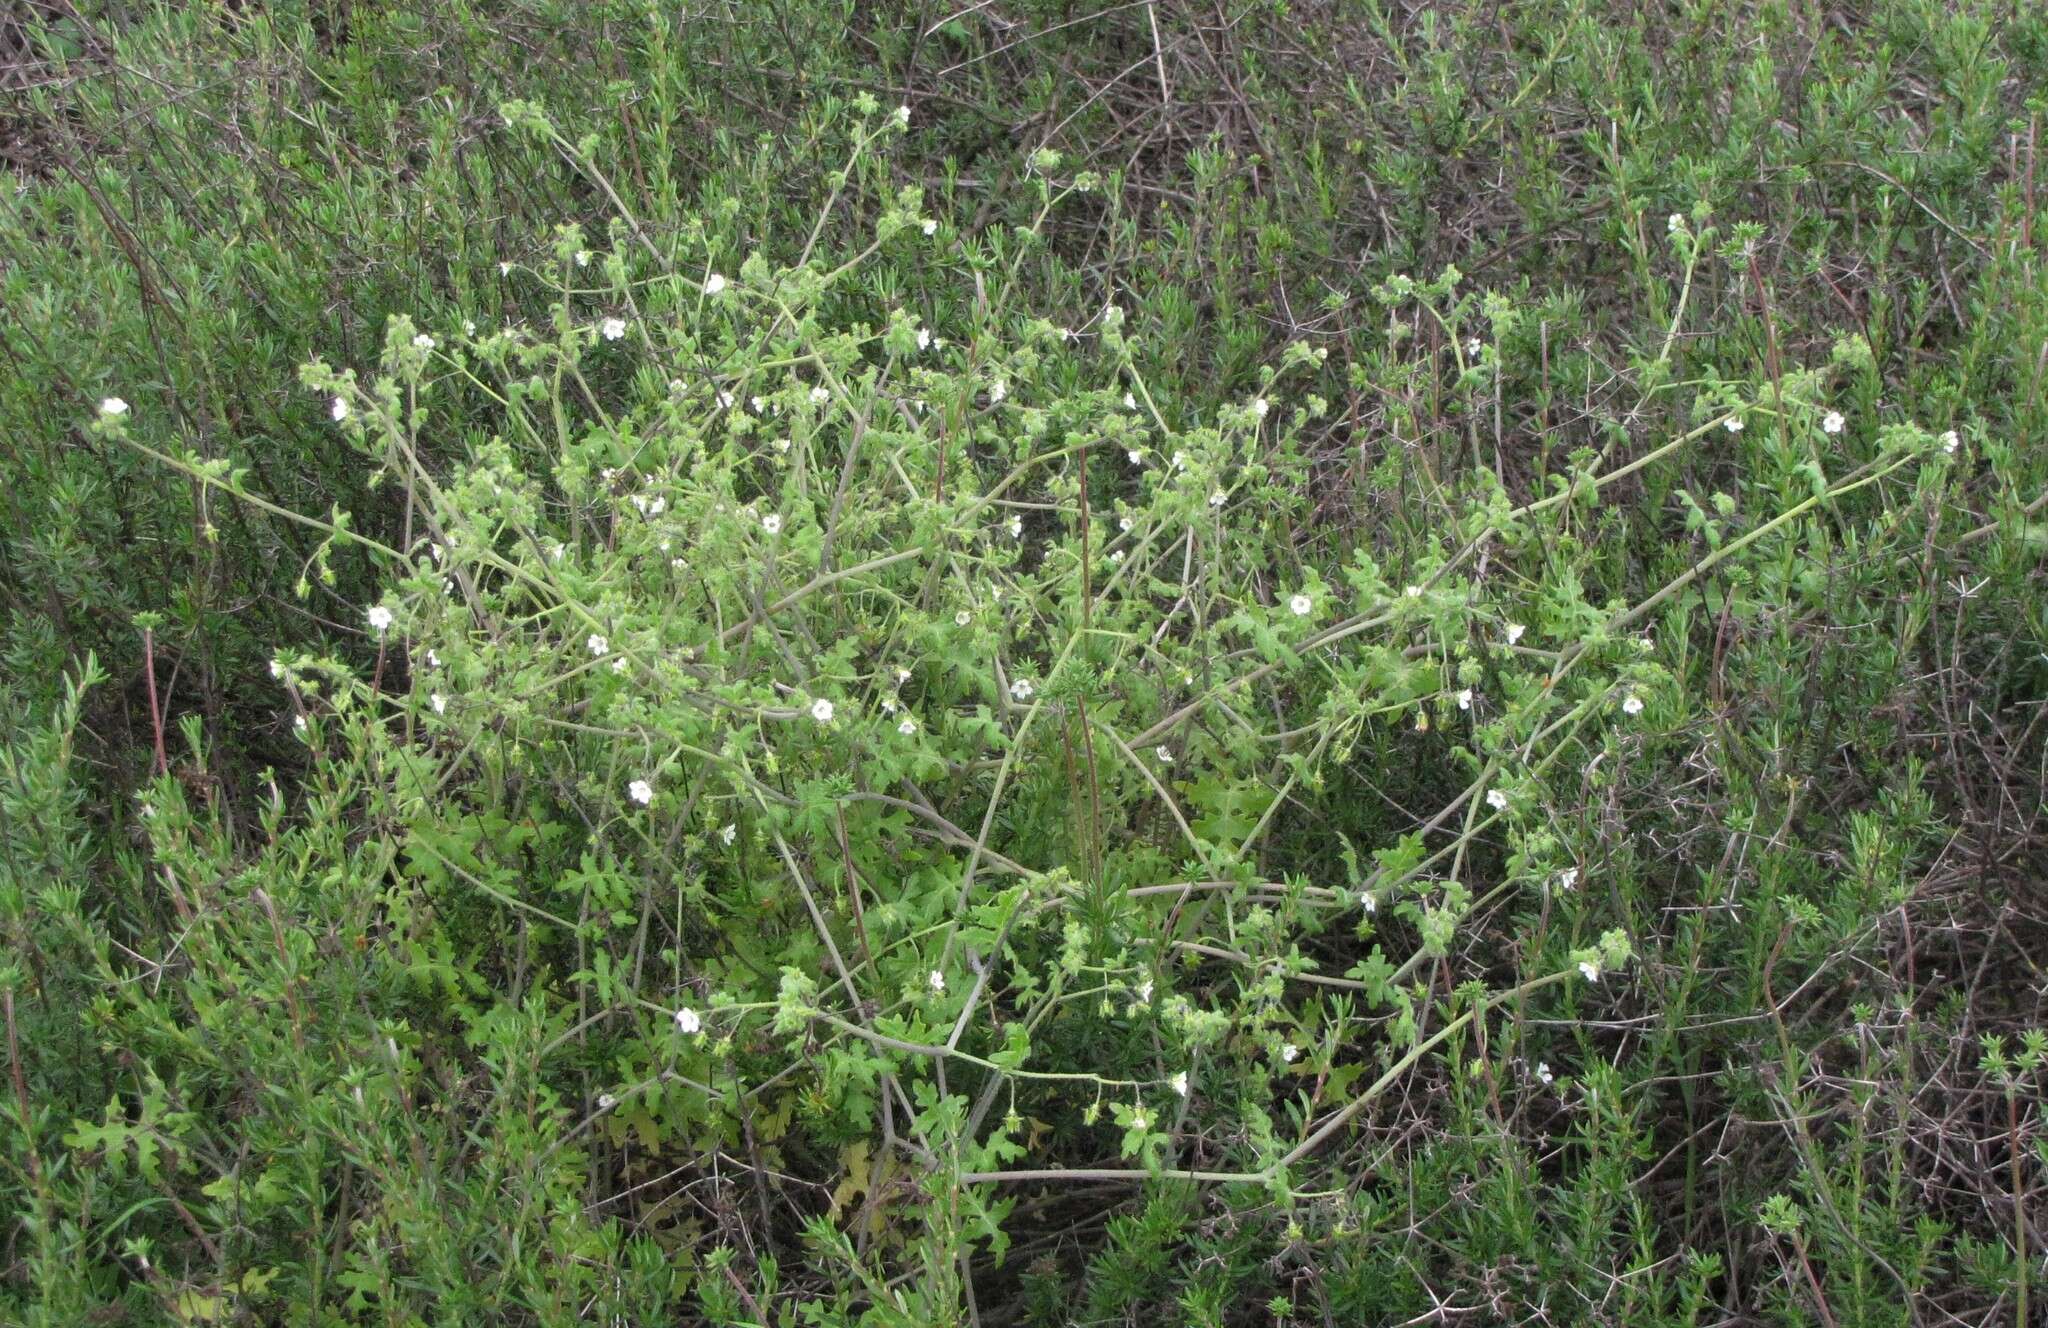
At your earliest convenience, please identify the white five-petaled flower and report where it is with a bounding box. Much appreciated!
[430,693,446,715]
[1405,584,1422,598]
[928,969,946,993]
[1123,391,1137,410]
[99,396,129,417]
[1821,410,1844,434]
[1169,450,1186,471]
[1667,213,1685,233]
[916,327,932,351]
[1362,892,1377,913]
[1109,549,1125,564]
[1119,516,1133,532]
[1009,678,1035,702]
[1486,788,1509,811]
[1252,397,1270,419]
[294,714,308,735]
[720,823,737,845]
[1724,415,1744,433]
[597,1092,616,1110]
[611,656,629,674]
[703,272,728,295]
[895,104,911,127]
[1209,489,1227,508]
[811,698,835,724]
[498,260,513,276]
[330,396,349,422]
[1940,429,1959,454]
[810,385,830,404]
[367,605,394,634]
[1127,448,1144,465]
[1505,622,1526,645]
[270,658,285,680]
[412,333,436,351]
[629,779,654,806]
[1557,867,1579,890]
[1579,960,1600,983]
[922,218,938,236]
[1289,594,1313,617]
[575,250,591,267]
[1170,1071,1189,1097]
[1465,337,1482,357]
[674,1006,702,1034]
[1155,746,1173,764]
[761,513,783,535]
[1621,693,1644,715]
[1007,515,1023,538]
[1456,688,1473,711]
[587,634,609,656]
[600,317,626,341]
[1282,1043,1300,1063]
[955,610,971,626]
[1536,1061,1554,1085]
[989,379,1007,403]
[898,717,917,736]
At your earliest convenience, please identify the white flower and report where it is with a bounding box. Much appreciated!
[587,634,609,656]
[1169,450,1186,471]
[430,693,447,715]
[1123,392,1137,410]
[1821,410,1844,434]
[1557,867,1579,891]
[1170,1071,1189,1096]
[674,1006,702,1034]
[498,261,512,276]
[761,513,783,535]
[1009,678,1034,702]
[1208,489,1226,508]
[1456,688,1473,711]
[628,779,654,806]
[894,104,912,127]
[1404,584,1422,598]
[1621,693,1644,716]
[463,319,477,337]
[750,395,767,413]
[330,396,349,422]
[1362,892,1377,914]
[1128,1107,1149,1131]
[1288,594,1313,617]
[611,656,629,674]
[1667,213,1685,233]
[412,333,436,351]
[898,717,917,736]
[811,698,835,724]
[1724,415,1744,433]
[600,317,626,341]
[720,823,737,846]
[1060,327,1076,343]
[1465,337,1482,357]
[269,657,284,680]
[922,218,938,236]
[367,605,394,634]
[1127,448,1144,465]
[575,250,592,267]
[810,385,830,404]
[955,610,971,626]
[1578,960,1600,983]
[773,437,791,453]
[1505,622,1526,645]
[99,396,128,417]
[716,390,735,411]
[1136,978,1153,1003]
[1007,515,1023,538]
[1154,746,1173,764]
[1486,788,1509,811]
[928,969,946,993]
[703,272,727,295]
[916,327,932,351]
[1536,1061,1554,1085]
[293,714,308,735]
[896,667,912,683]
[1940,429,1959,454]
[989,379,1007,403]
[596,1092,616,1110]
[1252,397,1270,419]
[1109,549,1125,564]
[1282,1043,1300,1063]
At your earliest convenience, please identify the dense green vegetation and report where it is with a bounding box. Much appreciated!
[4,1,2046,1323]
